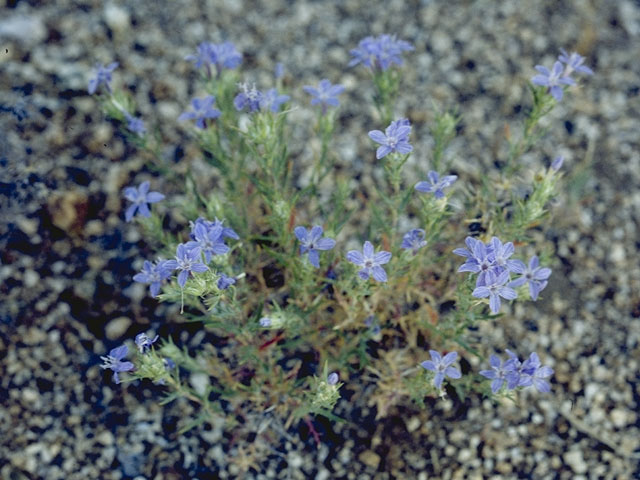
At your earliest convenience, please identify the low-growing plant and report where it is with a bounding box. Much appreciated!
[95,35,591,437]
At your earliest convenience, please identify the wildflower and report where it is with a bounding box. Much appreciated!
[472,270,517,314]
[519,352,554,393]
[303,79,345,114]
[453,236,496,287]
[209,41,242,71]
[294,225,336,268]
[178,96,221,129]
[100,345,134,384]
[217,274,236,290]
[558,49,593,76]
[479,354,519,394]
[401,228,427,255]
[509,255,551,301]
[135,332,159,353]
[133,259,173,297]
[185,41,242,75]
[346,241,392,282]
[184,222,229,263]
[260,88,290,113]
[123,181,165,222]
[125,114,146,135]
[368,118,413,159]
[190,217,239,241]
[531,61,575,101]
[163,244,209,288]
[185,42,213,70]
[234,83,263,112]
[88,62,118,94]
[327,372,339,385]
[487,237,520,273]
[420,350,461,390]
[551,155,564,171]
[348,34,414,71]
[415,171,458,199]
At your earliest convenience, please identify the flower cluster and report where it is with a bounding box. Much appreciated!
[532,49,593,101]
[94,33,584,427]
[185,41,242,76]
[454,236,551,313]
[420,349,554,394]
[479,350,554,393]
[349,34,414,71]
[132,217,238,295]
[101,332,172,385]
[368,118,413,159]
[234,83,290,113]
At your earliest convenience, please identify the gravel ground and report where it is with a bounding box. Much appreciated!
[1,0,640,478]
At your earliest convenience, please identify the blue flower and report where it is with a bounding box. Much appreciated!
[100,345,134,384]
[453,236,495,286]
[123,181,165,222]
[234,84,289,113]
[185,41,242,75]
[135,332,159,353]
[327,372,339,385]
[260,88,290,113]
[88,62,118,94]
[164,244,209,288]
[294,225,336,268]
[125,114,146,135]
[519,352,554,393]
[551,155,564,171]
[217,274,236,290]
[472,270,517,314]
[190,217,239,241]
[346,241,392,282]
[234,83,263,112]
[185,43,213,70]
[420,350,461,390]
[178,96,221,129]
[303,79,345,114]
[349,34,414,71]
[558,49,593,76]
[368,118,413,159]
[479,354,519,393]
[508,255,551,301]
[487,237,520,273]
[133,259,173,297]
[415,171,457,199]
[209,41,242,70]
[185,222,229,263]
[401,228,427,255]
[531,61,575,101]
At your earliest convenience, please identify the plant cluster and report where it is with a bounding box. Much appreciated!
[93,35,592,435]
